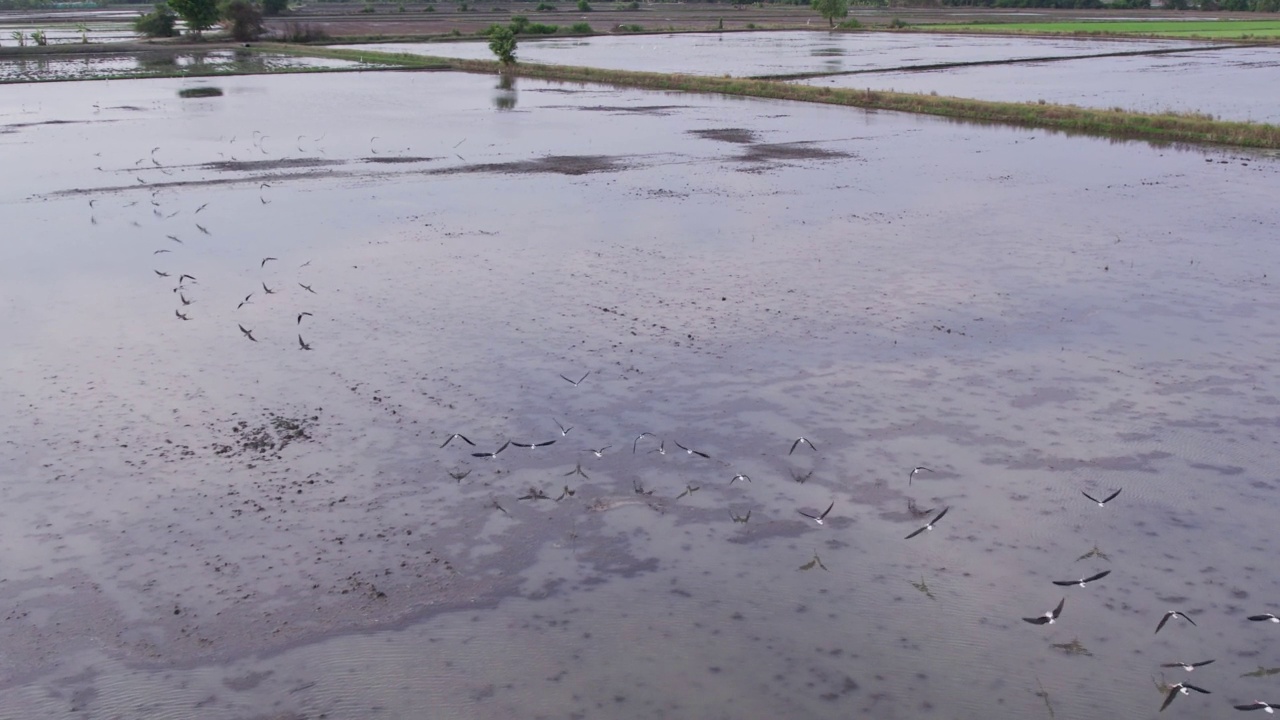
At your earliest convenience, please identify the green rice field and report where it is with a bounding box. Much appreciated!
[917,19,1280,38]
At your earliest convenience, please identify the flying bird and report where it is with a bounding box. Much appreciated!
[178,274,196,284]
[297,312,312,325]
[673,441,710,459]
[195,203,208,214]
[440,434,475,448]
[559,371,589,386]
[261,257,276,267]
[166,234,182,244]
[799,552,829,572]
[799,501,834,526]
[153,249,171,254]
[492,500,508,515]
[510,440,557,449]
[1052,570,1111,588]
[237,293,253,310]
[298,335,311,350]
[789,437,817,455]
[1235,701,1279,712]
[675,484,700,500]
[1161,660,1215,672]
[730,510,750,524]
[583,446,610,457]
[1156,610,1197,634]
[1248,614,1279,623]
[195,223,209,235]
[472,441,510,459]
[238,324,256,342]
[1082,489,1122,506]
[905,506,950,539]
[554,418,573,436]
[175,310,189,321]
[449,469,471,482]
[564,463,589,479]
[1160,683,1210,712]
[263,282,276,295]
[730,474,751,484]
[179,293,192,306]
[650,440,667,455]
[633,432,654,453]
[909,466,934,485]
[299,283,316,294]
[1024,598,1065,625]
[154,270,170,277]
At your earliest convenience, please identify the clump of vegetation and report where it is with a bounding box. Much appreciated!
[577,0,591,9]
[30,29,46,45]
[837,17,861,28]
[9,29,25,47]
[170,0,221,37]
[811,0,847,28]
[135,3,179,37]
[279,20,329,40]
[75,22,90,43]
[221,0,264,39]
[570,21,591,32]
[535,1,555,8]
[616,22,642,31]
[359,2,375,12]
[178,86,224,97]
[887,16,908,28]
[488,25,516,64]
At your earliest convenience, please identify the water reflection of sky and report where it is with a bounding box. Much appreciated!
[1,71,1279,720]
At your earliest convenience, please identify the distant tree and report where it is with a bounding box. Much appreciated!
[488,25,516,64]
[220,0,264,39]
[810,0,848,27]
[169,0,221,36]
[135,3,179,36]
[262,0,288,15]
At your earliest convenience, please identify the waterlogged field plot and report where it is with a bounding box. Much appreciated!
[918,19,1280,38]
[801,45,1280,124]
[2,71,1280,719]
[349,29,1204,77]
[0,49,390,83]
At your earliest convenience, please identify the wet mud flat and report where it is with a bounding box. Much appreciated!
[1,71,1280,719]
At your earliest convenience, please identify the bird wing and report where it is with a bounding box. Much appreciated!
[1234,703,1265,711]
[1023,616,1049,625]
[931,506,950,525]
[1192,660,1215,667]
[1186,684,1210,694]
[1182,612,1198,627]
[798,510,817,520]
[1156,613,1172,634]
[819,501,834,519]
[1052,580,1077,587]
[789,438,801,455]
[1052,597,1065,618]
[535,440,557,448]
[1248,615,1275,621]
[904,526,926,540]
[1103,489,1122,503]
[1160,688,1179,712]
[1082,491,1100,503]
[1084,570,1112,583]
[559,374,576,384]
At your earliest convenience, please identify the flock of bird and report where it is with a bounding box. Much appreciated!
[433,370,1277,715]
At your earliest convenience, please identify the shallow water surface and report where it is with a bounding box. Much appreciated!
[0,49,384,83]
[349,30,1203,77]
[801,44,1280,123]
[1,71,1279,720]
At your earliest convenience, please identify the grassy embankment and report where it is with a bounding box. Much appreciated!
[912,19,1280,39]
[284,44,1280,150]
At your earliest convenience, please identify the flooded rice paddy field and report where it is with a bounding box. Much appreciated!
[802,44,1280,124]
[0,49,385,83]
[2,70,1280,719]
[352,30,1205,77]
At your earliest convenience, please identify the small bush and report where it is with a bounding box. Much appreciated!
[570,21,591,31]
[577,0,591,9]
[745,21,755,27]
[616,22,642,30]
[837,17,860,28]
[489,25,516,64]
[887,16,908,28]
[524,21,558,32]
[30,29,47,45]
[135,3,179,37]
[535,1,555,8]
[509,13,529,31]
[359,2,375,11]
[178,86,224,98]
[424,3,434,9]
[221,0,265,40]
